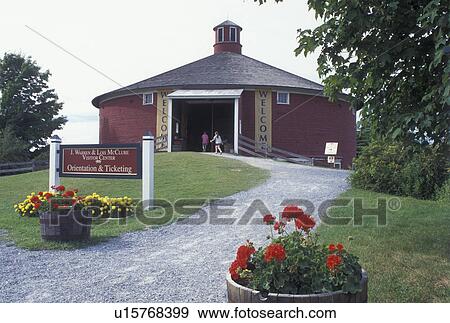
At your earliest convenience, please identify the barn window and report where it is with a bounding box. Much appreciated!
[217,27,224,42]
[143,93,153,105]
[277,92,290,105]
[230,27,237,42]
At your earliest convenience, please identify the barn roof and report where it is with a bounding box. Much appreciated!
[92,51,324,108]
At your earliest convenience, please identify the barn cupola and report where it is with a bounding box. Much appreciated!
[213,20,242,54]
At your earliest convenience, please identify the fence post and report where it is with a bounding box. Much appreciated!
[49,135,61,192]
[142,131,155,210]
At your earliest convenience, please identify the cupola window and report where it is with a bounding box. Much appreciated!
[230,27,237,42]
[217,27,224,42]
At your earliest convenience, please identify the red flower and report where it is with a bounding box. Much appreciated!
[263,214,276,225]
[44,193,53,200]
[281,205,304,221]
[30,196,40,204]
[328,244,336,252]
[326,254,342,271]
[236,244,255,268]
[294,213,316,231]
[33,203,41,210]
[229,260,241,281]
[52,203,59,209]
[52,185,65,192]
[38,192,43,196]
[264,243,286,262]
[273,221,285,231]
[62,190,75,198]
[337,243,344,252]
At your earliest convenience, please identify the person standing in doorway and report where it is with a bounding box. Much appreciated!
[210,131,223,154]
[201,131,209,152]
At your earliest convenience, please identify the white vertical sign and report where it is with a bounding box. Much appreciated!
[48,135,61,192]
[142,132,155,210]
[234,98,239,154]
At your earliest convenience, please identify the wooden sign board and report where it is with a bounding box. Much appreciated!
[324,142,338,155]
[59,144,142,179]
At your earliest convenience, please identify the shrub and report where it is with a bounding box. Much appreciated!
[229,205,363,294]
[350,140,446,199]
[435,178,450,203]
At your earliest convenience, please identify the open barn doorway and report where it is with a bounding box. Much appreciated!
[172,100,234,152]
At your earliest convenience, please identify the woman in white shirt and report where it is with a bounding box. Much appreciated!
[210,131,223,155]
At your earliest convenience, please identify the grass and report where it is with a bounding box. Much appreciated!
[0,152,269,250]
[317,188,450,302]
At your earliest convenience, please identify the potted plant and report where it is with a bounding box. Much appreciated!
[227,205,368,303]
[38,186,92,241]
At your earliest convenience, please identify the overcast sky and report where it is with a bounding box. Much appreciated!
[0,0,322,144]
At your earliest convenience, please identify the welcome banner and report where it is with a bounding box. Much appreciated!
[156,90,171,151]
[255,89,272,152]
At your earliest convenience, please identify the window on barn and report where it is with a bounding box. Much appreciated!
[230,27,237,42]
[217,27,224,42]
[277,92,290,105]
[143,93,153,105]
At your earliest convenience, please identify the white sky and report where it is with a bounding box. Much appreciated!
[0,0,321,144]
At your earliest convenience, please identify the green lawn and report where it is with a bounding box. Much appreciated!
[318,188,450,302]
[0,152,269,250]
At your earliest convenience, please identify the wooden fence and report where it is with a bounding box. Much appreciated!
[0,160,49,176]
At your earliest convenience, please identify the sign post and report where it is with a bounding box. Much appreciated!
[324,142,338,168]
[49,135,61,191]
[142,132,155,210]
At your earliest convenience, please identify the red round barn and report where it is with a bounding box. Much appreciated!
[92,20,356,168]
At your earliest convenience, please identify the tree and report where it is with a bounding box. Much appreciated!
[0,53,66,153]
[0,127,29,162]
[257,0,449,149]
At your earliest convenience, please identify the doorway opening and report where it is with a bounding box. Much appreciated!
[172,99,234,152]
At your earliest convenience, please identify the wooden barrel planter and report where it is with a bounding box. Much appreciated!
[40,209,92,241]
[227,270,368,303]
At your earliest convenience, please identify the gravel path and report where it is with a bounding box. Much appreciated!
[0,154,350,302]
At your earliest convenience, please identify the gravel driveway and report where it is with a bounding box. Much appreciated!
[0,154,350,302]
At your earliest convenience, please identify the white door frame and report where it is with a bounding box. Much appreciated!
[166,95,240,154]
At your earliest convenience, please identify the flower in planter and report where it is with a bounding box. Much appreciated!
[263,214,276,225]
[229,205,363,295]
[229,241,255,281]
[273,220,285,232]
[51,185,65,192]
[62,190,75,198]
[263,243,286,262]
[326,254,343,271]
[280,204,303,221]
[294,213,316,232]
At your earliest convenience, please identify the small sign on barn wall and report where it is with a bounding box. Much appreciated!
[59,144,142,179]
[324,142,339,155]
